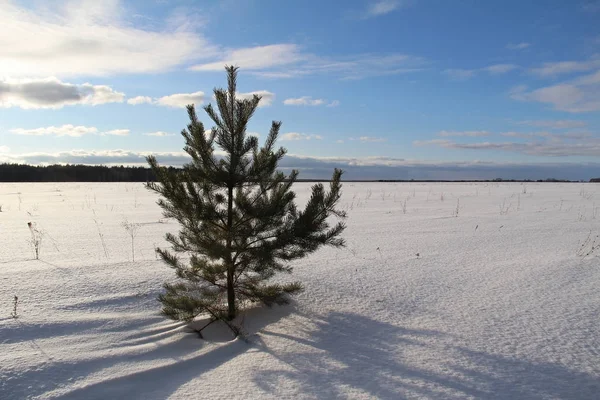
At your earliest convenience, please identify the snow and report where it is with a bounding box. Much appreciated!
[1,182,599,399]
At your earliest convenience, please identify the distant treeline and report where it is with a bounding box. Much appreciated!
[376,178,592,183]
[0,163,598,183]
[0,163,160,182]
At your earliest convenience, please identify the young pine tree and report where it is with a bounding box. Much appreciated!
[146,66,346,332]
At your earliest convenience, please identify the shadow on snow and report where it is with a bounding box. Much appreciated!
[251,311,598,399]
[2,303,598,399]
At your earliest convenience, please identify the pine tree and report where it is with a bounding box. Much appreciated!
[146,66,346,335]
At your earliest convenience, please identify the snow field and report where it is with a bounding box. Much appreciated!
[1,182,599,399]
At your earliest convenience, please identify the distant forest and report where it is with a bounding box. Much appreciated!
[0,163,598,183]
[0,163,159,182]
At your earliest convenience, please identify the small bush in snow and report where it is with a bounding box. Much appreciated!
[122,218,141,262]
[499,199,511,215]
[577,231,599,259]
[27,222,43,260]
[401,197,408,214]
[453,198,460,217]
[11,296,19,319]
[93,212,109,259]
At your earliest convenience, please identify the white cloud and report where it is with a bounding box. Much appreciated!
[360,136,387,142]
[509,84,528,97]
[155,91,205,108]
[127,96,153,105]
[417,139,600,157]
[351,136,387,142]
[284,96,325,106]
[506,42,531,50]
[483,64,518,74]
[236,90,275,107]
[414,133,600,157]
[413,139,451,146]
[0,0,214,78]
[517,120,587,129]
[0,77,124,109]
[438,130,490,137]
[0,149,191,166]
[512,64,600,113]
[327,100,340,107]
[573,69,600,85]
[366,1,404,17]
[530,59,600,77]
[0,146,10,153]
[500,131,592,140]
[10,125,99,137]
[9,125,129,137]
[128,90,272,108]
[510,83,600,113]
[444,64,518,80]
[329,54,426,80]
[191,44,426,80]
[281,133,323,141]
[336,140,344,144]
[144,131,175,137]
[102,129,129,136]
[189,44,303,72]
[1,1,425,83]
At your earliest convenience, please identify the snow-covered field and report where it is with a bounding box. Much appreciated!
[1,182,599,399]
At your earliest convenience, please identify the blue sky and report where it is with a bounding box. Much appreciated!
[1,0,600,180]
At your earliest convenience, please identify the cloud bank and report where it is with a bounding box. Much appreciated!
[190,44,426,80]
[9,125,129,137]
[0,78,124,109]
[0,0,213,78]
[1,150,599,181]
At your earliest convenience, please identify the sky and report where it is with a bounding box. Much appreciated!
[1,0,600,180]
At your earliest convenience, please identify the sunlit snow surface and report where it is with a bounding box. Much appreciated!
[1,182,599,399]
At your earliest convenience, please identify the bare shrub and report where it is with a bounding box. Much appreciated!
[499,199,511,215]
[93,212,109,259]
[11,296,18,318]
[27,222,44,260]
[577,231,599,259]
[453,198,460,217]
[122,218,141,262]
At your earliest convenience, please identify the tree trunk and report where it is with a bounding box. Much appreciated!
[226,85,237,321]
[226,185,235,320]
[227,268,235,320]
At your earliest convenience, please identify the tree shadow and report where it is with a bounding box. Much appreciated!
[4,303,597,399]
[450,347,600,399]
[57,293,154,312]
[55,339,247,400]
[1,319,110,345]
[252,311,470,398]
[2,300,292,399]
[252,311,599,399]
